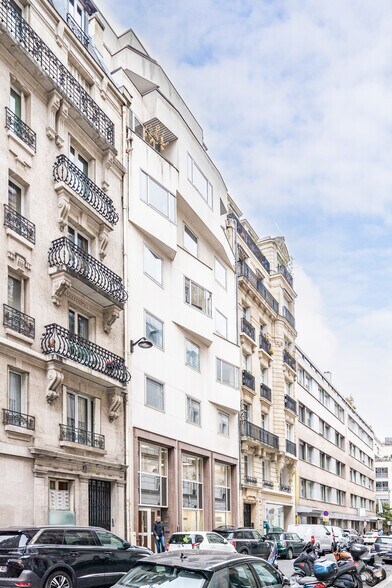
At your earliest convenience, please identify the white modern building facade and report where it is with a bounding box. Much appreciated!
[375,438,392,518]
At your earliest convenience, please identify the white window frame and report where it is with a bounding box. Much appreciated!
[215,309,228,338]
[187,153,213,208]
[184,277,212,317]
[218,411,229,437]
[216,358,239,389]
[145,376,165,412]
[144,245,163,287]
[214,258,227,289]
[8,368,26,414]
[185,338,200,371]
[145,310,164,350]
[7,273,24,312]
[49,479,72,512]
[183,224,198,257]
[70,144,89,176]
[186,396,201,426]
[8,177,24,215]
[140,170,176,223]
[65,389,97,433]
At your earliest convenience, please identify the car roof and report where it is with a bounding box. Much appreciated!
[134,550,265,571]
[0,526,110,533]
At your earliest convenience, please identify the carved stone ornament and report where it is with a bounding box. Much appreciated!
[57,193,70,231]
[46,368,64,404]
[98,225,109,260]
[108,392,123,422]
[55,100,69,148]
[46,90,61,141]
[102,306,120,334]
[51,274,72,305]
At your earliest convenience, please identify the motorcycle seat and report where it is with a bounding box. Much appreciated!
[298,578,321,585]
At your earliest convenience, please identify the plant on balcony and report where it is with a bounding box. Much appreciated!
[267,348,274,356]
[145,124,168,152]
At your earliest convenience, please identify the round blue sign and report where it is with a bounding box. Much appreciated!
[323,510,329,516]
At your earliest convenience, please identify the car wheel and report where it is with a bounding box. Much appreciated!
[45,570,73,588]
[239,548,250,555]
[286,548,293,560]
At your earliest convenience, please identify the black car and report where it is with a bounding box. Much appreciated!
[213,527,272,558]
[110,550,290,587]
[371,535,392,562]
[0,526,152,588]
[264,532,306,559]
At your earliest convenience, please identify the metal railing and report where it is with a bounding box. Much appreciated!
[241,317,255,341]
[241,419,279,449]
[5,107,36,151]
[259,332,272,354]
[237,261,279,314]
[284,349,296,371]
[0,0,114,146]
[4,203,35,244]
[3,304,35,338]
[244,476,257,485]
[242,369,255,391]
[228,213,270,272]
[280,484,291,493]
[282,306,295,328]
[66,13,89,47]
[41,323,130,384]
[3,408,35,430]
[277,264,293,287]
[263,480,273,489]
[53,155,119,225]
[286,439,297,456]
[260,383,272,402]
[285,394,297,413]
[59,423,105,449]
[48,237,128,304]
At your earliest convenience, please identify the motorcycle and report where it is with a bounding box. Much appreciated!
[292,541,323,580]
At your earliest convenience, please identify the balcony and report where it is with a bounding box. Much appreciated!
[228,213,270,273]
[284,349,296,371]
[237,261,279,314]
[3,408,35,430]
[241,317,255,341]
[260,383,272,402]
[53,155,119,225]
[282,306,295,329]
[5,107,36,151]
[286,439,297,456]
[244,476,257,485]
[3,304,35,338]
[259,333,272,354]
[4,204,35,244]
[0,1,114,147]
[41,323,130,384]
[263,480,274,489]
[280,484,291,493]
[48,237,127,306]
[66,13,89,48]
[241,419,279,450]
[59,424,105,450]
[242,370,255,391]
[277,264,293,288]
[285,394,297,413]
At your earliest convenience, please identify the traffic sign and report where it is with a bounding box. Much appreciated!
[323,511,329,516]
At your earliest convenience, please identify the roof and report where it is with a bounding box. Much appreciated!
[135,551,261,571]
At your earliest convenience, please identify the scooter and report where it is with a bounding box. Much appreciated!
[360,552,387,586]
[294,559,363,588]
[292,541,323,580]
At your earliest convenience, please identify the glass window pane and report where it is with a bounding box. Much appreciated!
[67,392,75,427]
[8,276,21,310]
[140,474,161,505]
[184,225,198,256]
[8,371,22,413]
[145,312,163,348]
[146,378,164,411]
[214,258,227,288]
[140,443,160,473]
[10,88,21,118]
[144,246,163,285]
[187,397,200,425]
[216,310,227,337]
[8,180,22,213]
[148,178,167,217]
[185,339,200,370]
[78,315,89,339]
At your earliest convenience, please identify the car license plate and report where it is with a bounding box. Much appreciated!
[0,566,7,573]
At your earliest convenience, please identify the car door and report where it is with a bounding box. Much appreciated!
[207,532,231,552]
[251,560,283,588]
[252,530,270,557]
[62,529,105,588]
[288,533,302,555]
[95,529,140,586]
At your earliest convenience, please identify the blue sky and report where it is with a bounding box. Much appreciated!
[99,0,392,437]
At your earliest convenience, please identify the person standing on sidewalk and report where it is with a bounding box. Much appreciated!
[152,515,165,553]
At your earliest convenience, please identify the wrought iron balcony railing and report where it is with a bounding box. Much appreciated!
[228,213,270,272]
[282,306,295,329]
[3,408,35,430]
[260,383,272,402]
[237,261,279,314]
[280,484,291,493]
[283,349,297,371]
[242,369,255,391]
[48,237,128,304]
[241,419,279,449]
[263,480,273,489]
[259,332,272,354]
[4,203,35,244]
[53,155,119,225]
[244,476,257,485]
[59,423,105,449]
[241,317,255,341]
[277,264,293,287]
[5,107,36,151]
[66,13,89,47]
[0,0,114,146]
[3,304,35,338]
[41,324,130,384]
[285,394,297,413]
[286,439,297,456]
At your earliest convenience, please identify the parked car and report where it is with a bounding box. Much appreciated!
[213,527,272,557]
[286,524,334,552]
[0,526,152,588]
[363,531,380,545]
[264,532,306,559]
[110,550,291,587]
[325,526,344,550]
[371,535,392,562]
[167,531,236,553]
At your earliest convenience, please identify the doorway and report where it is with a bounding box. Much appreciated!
[89,479,111,530]
[243,503,252,528]
[138,508,160,551]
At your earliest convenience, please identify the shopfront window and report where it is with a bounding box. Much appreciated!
[214,463,231,527]
[139,442,168,507]
[182,454,203,531]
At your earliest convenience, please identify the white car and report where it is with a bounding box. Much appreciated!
[363,531,380,545]
[167,531,236,552]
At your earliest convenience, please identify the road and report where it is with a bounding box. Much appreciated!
[276,554,392,580]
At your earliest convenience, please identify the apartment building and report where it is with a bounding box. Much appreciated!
[375,438,392,516]
[225,198,297,531]
[296,347,376,530]
[0,0,129,533]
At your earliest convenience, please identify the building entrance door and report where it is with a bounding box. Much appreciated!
[138,508,159,552]
[243,503,252,528]
[88,479,111,530]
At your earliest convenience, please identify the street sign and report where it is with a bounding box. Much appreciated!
[323,511,329,516]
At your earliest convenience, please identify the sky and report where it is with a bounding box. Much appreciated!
[98,0,392,438]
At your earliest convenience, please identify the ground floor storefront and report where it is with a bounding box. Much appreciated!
[241,484,295,532]
[296,506,379,532]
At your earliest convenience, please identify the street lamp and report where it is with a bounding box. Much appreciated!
[130,337,153,353]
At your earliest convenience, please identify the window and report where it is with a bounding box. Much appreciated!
[64,530,95,546]
[69,309,89,339]
[49,480,70,511]
[215,309,227,337]
[8,370,22,413]
[145,312,164,349]
[183,225,198,256]
[145,377,164,411]
[68,226,89,252]
[68,0,86,30]
[262,460,270,481]
[8,275,22,311]
[10,87,21,119]
[186,397,201,426]
[286,423,294,441]
[70,145,88,175]
[182,454,203,530]
[214,258,227,288]
[66,391,94,432]
[243,454,253,478]
[140,171,176,222]
[298,403,305,423]
[185,339,200,371]
[214,463,231,526]
[242,353,250,371]
[216,359,239,389]
[8,179,22,213]
[185,277,212,316]
[139,442,167,506]
[95,530,125,548]
[144,246,163,286]
[252,561,282,586]
[218,411,229,436]
[187,154,213,208]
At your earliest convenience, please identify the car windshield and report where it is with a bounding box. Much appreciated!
[168,534,195,544]
[118,564,207,587]
[0,532,30,549]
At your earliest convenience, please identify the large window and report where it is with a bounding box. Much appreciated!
[145,312,164,349]
[8,275,22,311]
[182,454,203,531]
[214,463,231,527]
[70,145,88,175]
[144,246,163,286]
[183,225,198,257]
[218,411,229,437]
[145,377,165,412]
[216,358,239,389]
[8,179,22,213]
[138,442,167,507]
[66,391,94,433]
[186,397,201,426]
[140,171,176,222]
[187,154,213,208]
[10,87,22,118]
[68,0,86,31]
[185,339,200,371]
[69,308,89,339]
[49,480,71,512]
[215,310,227,337]
[214,258,227,288]
[184,277,212,316]
[8,370,22,413]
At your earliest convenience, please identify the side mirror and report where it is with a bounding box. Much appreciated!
[223,539,228,544]
[282,577,291,586]
[325,530,331,535]
[122,541,131,550]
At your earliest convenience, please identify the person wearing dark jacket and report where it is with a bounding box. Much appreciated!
[152,515,165,552]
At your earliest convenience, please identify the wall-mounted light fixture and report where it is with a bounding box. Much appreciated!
[130,337,153,353]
